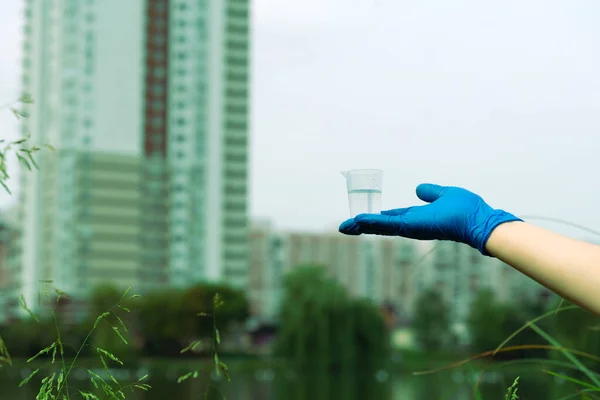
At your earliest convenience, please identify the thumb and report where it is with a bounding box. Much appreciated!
[416,183,446,203]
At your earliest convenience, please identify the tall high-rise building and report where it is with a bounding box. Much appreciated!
[13,0,250,312]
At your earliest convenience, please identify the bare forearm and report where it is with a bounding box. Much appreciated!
[486,221,600,316]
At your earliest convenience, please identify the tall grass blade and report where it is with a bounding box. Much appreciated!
[0,335,11,366]
[94,312,110,329]
[493,304,578,356]
[530,322,600,388]
[505,376,519,400]
[18,368,39,387]
[181,340,201,354]
[557,389,600,400]
[495,358,600,379]
[96,347,124,365]
[79,391,101,400]
[112,327,128,344]
[19,294,39,322]
[27,342,56,363]
[413,344,600,376]
[544,370,600,391]
[177,372,193,383]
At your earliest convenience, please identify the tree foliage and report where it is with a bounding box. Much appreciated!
[1,282,249,359]
[467,289,510,353]
[412,288,451,351]
[467,289,548,360]
[275,265,389,372]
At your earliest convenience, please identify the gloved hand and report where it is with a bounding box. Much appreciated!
[338,183,522,256]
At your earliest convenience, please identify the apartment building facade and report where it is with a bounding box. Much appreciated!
[248,222,421,322]
[413,240,552,343]
[13,0,251,312]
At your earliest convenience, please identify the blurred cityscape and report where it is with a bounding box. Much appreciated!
[248,220,550,344]
[0,0,554,353]
[0,1,588,399]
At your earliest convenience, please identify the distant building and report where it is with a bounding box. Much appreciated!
[13,0,251,313]
[248,221,421,322]
[248,220,285,322]
[248,220,554,334]
[412,240,552,344]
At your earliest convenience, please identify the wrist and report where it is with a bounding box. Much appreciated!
[484,219,526,255]
[477,210,524,256]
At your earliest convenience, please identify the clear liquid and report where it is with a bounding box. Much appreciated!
[348,189,382,217]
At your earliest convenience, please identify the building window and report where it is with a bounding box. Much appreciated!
[152,51,164,61]
[151,85,163,96]
[152,35,166,46]
[226,104,247,114]
[153,67,166,78]
[154,2,167,12]
[226,55,248,66]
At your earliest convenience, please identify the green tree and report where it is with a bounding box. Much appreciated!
[275,265,389,372]
[135,283,249,356]
[87,285,139,362]
[0,319,55,358]
[136,288,191,356]
[412,288,450,351]
[468,289,548,360]
[182,283,249,337]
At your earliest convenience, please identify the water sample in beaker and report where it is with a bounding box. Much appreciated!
[341,169,383,217]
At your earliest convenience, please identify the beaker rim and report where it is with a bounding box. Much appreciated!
[343,169,383,174]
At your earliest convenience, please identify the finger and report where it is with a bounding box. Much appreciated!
[338,218,363,235]
[416,183,446,203]
[381,207,411,217]
[354,214,397,235]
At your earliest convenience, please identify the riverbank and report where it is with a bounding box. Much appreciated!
[6,348,520,374]
[1,354,576,400]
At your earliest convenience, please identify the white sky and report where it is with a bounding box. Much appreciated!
[1,0,600,238]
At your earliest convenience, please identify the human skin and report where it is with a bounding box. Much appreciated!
[486,221,600,316]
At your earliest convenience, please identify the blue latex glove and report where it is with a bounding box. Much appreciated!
[338,183,522,256]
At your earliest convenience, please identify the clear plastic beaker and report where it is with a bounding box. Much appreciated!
[341,169,383,217]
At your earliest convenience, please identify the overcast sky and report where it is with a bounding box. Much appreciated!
[1,0,599,238]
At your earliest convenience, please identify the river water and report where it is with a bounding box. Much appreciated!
[0,362,580,399]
